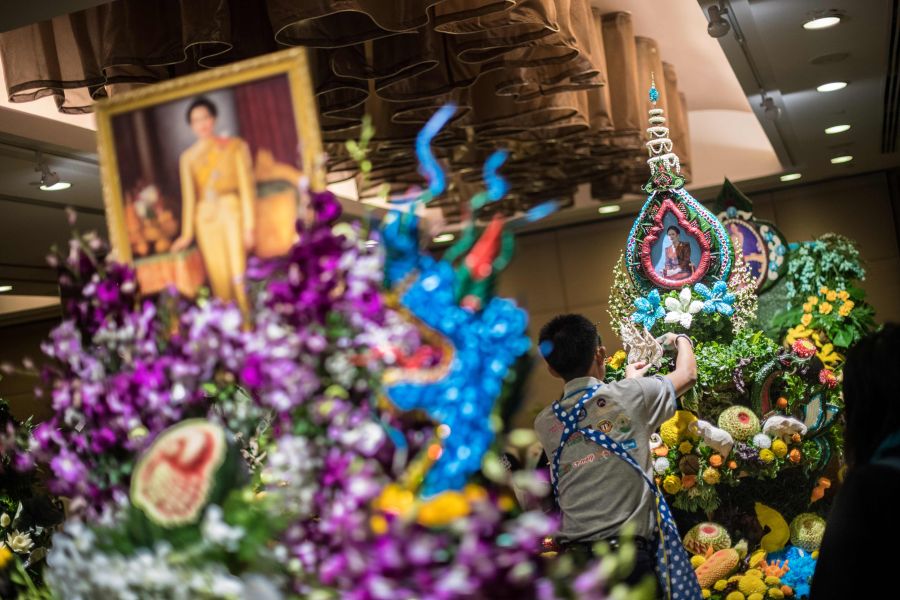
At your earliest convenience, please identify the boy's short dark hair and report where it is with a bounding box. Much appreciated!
[538,314,599,381]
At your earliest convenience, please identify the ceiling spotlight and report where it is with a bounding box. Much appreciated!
[761,96,781,120]
[433,233,455,244]
[707,4,731,38]
[0,285,11,293]
[824,124,851,134]
[830,155,853,164]
[598,204,621,214]
[780,173,802,182]
[803,13,842,30]
[40,181,72,191]
[817,81,847,93]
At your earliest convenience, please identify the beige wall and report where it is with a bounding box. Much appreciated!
[503,170,900,429]
[1,172,898,427]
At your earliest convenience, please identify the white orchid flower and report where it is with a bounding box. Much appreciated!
[663,288,704,329]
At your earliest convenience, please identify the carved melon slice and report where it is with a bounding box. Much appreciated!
[131,419,229,527]
[683,522,732,555]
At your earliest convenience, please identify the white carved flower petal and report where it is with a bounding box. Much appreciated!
[688,300,704,314]
[679,313,693,328]
[678,287,693,307]
[664,296,682,313]
[664,311,684,324]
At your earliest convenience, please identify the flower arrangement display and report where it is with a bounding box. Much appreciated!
[768,233,875,368]
[0,398,63,596]
[0,109,644,600]
[608,171,866,592]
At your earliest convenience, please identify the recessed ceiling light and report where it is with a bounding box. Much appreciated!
[39,181,71,191]
[597,204,621,214]
[433,233,455,244]
[817,81,847,93]
[803,16,841,30]
[830,155,853,164]
[780,173,802,182]
[824,124,851,134]
[0,285,12,293]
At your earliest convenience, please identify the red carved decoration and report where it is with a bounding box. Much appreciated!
[640,197,712,289]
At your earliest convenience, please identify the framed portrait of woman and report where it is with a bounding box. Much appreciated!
[95,48,322,314]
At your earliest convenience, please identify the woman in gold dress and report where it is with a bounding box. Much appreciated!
[171,97,255,315]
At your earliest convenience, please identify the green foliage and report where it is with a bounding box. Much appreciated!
[782,234,866,306]
[689,330,781,416]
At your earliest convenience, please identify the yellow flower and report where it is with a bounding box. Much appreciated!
[818,302,833,315]
[692,555,707,568]
[726,592,746,600]
[702,467,721,485]
[784,324,815,346]
[0,544,12,570]
[768,589,785,599]
[369,515,388,535]
[662,474,682,494]
[714,580,729,592]
[816,344,843,369]
[772,439,788,458]
[738,575,768,595]
[748,594,764,600]
[702,590,712,599]
[838,290,849,301]
[838,301,854,317]
[825,290,837,302]
[607,350,627,370]
[744,569,762,579]
[802,302,813,313]
[809,295,820,305]
[679,441,694,454]
[800,313,812,327]
[374,484,416,518]
[759,449,775,463]
[416,491,471,527]
[819,286,828,294]
[765,576,782,586]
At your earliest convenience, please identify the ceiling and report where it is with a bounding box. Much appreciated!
[0,0,897,316]
[696,0,900,192]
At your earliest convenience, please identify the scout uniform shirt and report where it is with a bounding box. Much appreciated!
[534,375,676,543]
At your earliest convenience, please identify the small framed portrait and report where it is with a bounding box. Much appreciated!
[95,48,322,314]
[639,196,712,289]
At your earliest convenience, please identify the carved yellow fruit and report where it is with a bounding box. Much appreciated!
[695,541,748,589]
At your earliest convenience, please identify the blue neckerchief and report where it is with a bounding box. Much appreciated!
[550,384,701,600]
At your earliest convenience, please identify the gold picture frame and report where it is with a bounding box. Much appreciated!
[95,48,322,308]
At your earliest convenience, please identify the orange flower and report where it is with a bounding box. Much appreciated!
[728,460,738,470]
[654,445,670,457]
[781,585,794,597]
[776,397,788,409]
[682,474,697,489]
[791,433,802,444]
[789,449,802,464]
[709,454,723,468]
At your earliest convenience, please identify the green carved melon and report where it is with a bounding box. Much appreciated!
[683,522,732,555]
[790,513,826,552]
[131,419,237,528]
[717,405,761,441]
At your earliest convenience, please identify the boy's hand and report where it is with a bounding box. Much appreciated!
[655,333,678,352]
[625,360,651,379]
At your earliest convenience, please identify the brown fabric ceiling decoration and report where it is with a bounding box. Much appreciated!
[0,0,691,222]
